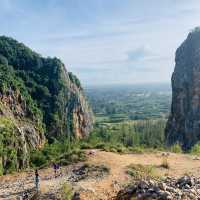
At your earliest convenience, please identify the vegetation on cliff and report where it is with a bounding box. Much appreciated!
[0,36,93,138]
[0,36,93,174]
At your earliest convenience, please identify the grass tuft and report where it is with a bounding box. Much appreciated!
[190,143,200,155]
[170,143,182,153]
[127,164,158,180]
[60,183,73,200]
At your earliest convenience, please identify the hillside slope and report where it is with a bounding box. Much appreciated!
[0,36,93,174]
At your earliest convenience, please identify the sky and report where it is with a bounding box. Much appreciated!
[0,0,200,86]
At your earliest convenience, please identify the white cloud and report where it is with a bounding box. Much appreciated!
[1,0,200,85]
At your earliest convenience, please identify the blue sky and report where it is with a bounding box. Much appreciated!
[1,0,200,86]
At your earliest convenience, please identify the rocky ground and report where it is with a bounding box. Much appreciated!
[0,162,109,200]
[1,150,200,200]
[116,176,200,200]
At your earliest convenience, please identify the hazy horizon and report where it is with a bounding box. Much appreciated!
[83,81,171,88]
[1,0,200,85]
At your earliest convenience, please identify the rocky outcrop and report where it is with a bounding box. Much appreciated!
[41,62,94,139]
[68,84,93,139]
[166,28,200,149]
[68,163,110,182]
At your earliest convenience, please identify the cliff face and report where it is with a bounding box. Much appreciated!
[67,83,93,139]
[0,36,93,173]
[166,28,200,149]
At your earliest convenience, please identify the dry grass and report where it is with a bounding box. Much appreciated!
[127,164,159,180]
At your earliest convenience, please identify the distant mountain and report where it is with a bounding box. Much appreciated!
[166,27,200,149]
[0,36,93,173]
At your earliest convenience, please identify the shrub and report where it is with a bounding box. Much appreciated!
[128,146,144,154]
[116,146,126,153]
[30,140,86,168]
[61,183,73,200]
[30,150,48,168]
[190,143,200,155]
[109,147,118,153]
[94,142,106,149]
[170,143,182,153]
[59,149,86,164]
[109,144,126,153]
[127,164,158,180]
[80,142,93,149]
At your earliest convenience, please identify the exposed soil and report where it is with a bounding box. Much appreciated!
[1,150,200,200]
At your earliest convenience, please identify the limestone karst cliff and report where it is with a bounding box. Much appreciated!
[166,28,200,150]
[0,36,93,173]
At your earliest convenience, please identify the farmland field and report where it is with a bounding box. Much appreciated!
[85,83,171,124]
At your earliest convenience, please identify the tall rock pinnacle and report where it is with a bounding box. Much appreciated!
[166,27,200,149]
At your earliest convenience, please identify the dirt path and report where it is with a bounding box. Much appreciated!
[1,150,200,200]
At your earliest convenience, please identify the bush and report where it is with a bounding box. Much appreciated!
[80,142,93,149]
[99,143,127,154]
[30,140,86,168]
[128,146,144,154]
[61,183,73,200]
[94,142,106,149]
[30,150,48,168]
[190,143,200,155]
[127,164,158,180]
[109,147,118,153]
[116,146,127,153]
[170,143,182,153]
